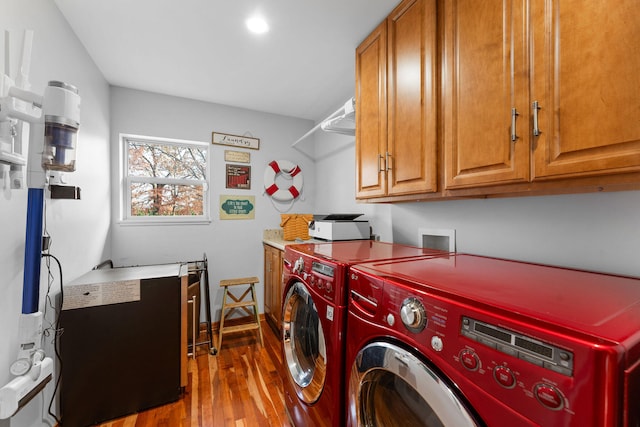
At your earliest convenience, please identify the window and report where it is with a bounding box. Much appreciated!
[121,134,209,223]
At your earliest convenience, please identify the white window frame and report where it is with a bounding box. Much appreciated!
[120,133,210,225]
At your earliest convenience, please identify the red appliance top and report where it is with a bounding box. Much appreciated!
[285,240,448,265]
[352,254,640,344]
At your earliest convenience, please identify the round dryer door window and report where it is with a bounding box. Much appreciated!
[349,342,481,427]
[282,282,327,404]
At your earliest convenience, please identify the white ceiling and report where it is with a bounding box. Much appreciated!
[54,0,400,121]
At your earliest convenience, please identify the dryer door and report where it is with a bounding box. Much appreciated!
[282,281,327,404]
[349,341,481,427]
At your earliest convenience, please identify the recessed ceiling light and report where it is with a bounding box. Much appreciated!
[246,15,269,34]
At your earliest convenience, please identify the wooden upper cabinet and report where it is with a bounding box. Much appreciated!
[531,0,640,180]
[387,0,438,195]
[442,0,529,189]
[356,20,387,198]
[443,0,640,191]
[359,0,640,201]
[356,0,437,199]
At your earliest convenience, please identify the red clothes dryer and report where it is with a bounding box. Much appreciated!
[346,254,640,426]
[281,241,448,427]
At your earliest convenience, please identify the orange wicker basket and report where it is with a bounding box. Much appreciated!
[280,214,313,241]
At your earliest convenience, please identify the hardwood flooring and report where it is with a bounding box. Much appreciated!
[97,319,292,427]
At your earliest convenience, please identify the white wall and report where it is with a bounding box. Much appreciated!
[109,87,316,319]
[0,1,111,426]
[310,116,393,242]
[390,192,640,277]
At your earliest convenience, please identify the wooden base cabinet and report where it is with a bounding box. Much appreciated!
[263,244,283,333]
[356,0,438,199]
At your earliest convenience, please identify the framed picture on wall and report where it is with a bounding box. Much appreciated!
[225,164,251,189]
[219,195,255,220]
[224,150,251,163]
[212,132,260,150]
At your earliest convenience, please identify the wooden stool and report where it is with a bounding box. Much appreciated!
[218,276,264,350]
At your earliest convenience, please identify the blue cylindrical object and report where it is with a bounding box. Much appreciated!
[22,188,44,314]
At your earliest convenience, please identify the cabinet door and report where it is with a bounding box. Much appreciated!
[531,0,640,179]
[443,0,530,189]
[263,246,274,324]
[387,0,438,195]
[272,248,283,329]
[356,20,388,198]
[263,245,283,332]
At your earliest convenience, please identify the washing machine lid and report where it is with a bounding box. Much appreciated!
[353,254,640,345]
[350,341,481,427]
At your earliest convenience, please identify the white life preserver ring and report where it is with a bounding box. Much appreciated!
[264,160,303,202]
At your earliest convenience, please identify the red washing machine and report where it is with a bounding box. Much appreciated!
[346,254,640,427]
[281,241,449,427]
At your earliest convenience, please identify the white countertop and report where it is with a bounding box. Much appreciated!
[263,229,322,251]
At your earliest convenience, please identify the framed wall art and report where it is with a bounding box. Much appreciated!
[212,132,260,150]
[226,164,251,189]
[224,150,251,163]
[219,195,255,220]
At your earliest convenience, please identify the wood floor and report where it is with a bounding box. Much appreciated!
[97,319,292,427]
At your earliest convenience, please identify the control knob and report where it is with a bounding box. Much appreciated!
[400,297,427,333]
[293,257,304,274]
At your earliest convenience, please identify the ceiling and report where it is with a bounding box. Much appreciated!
[54,0,400,122]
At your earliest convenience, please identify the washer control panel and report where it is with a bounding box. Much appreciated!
[461,316,574,376]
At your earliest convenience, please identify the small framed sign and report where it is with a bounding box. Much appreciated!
[219,195,255,220]
[226,164,251,189]
[212,132,260,150]
[224,150,251,163]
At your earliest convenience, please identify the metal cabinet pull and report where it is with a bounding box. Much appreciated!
[385,152,392,171]
[511,108,519,142]
[378,154,384,173]
[532,101,541,136]
[187,296,197,359]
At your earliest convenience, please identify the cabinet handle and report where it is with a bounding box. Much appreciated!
[532,101,541,136]
[511,108,519,142]
[378,154,384,173]
[188,295,197,359]
[385,152,392,171]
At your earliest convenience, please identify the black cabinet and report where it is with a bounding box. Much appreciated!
[59,264,187,427]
